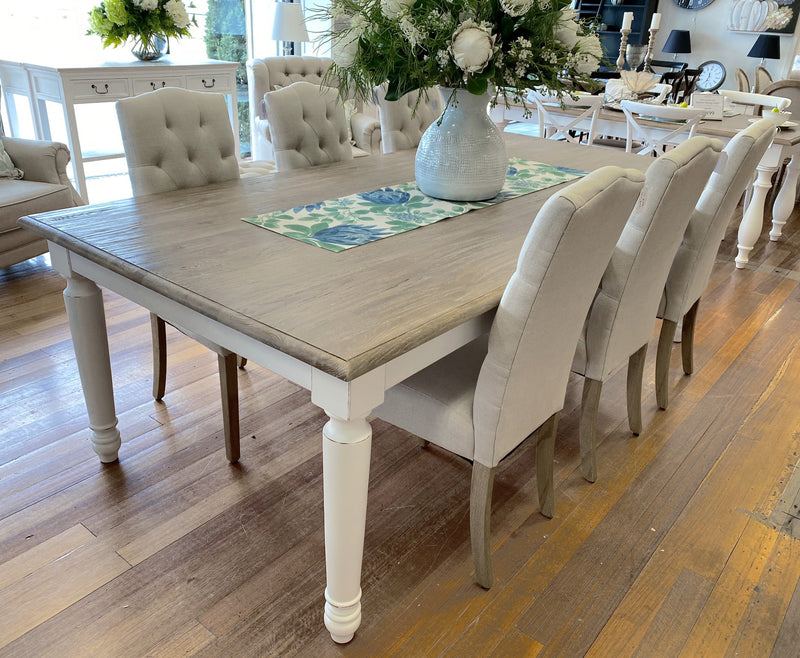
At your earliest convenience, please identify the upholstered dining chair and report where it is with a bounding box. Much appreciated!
[529,90,603,146]
[373,84,442,154]
[374,165,646,588]
[620,100,707,156]
[571,137,723,484]
[736,68,751,93]
[655,119,777,409]
[116,86,259,463]
[264,81,353,172]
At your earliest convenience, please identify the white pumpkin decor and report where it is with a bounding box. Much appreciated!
[728,0,780,32]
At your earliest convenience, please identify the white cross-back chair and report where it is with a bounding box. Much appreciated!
[529,90,604,146]
[373,166,645,588]
[620,100,707,156]
[655,119,777,409]
[719,89,790,116]
[571,137,723,483]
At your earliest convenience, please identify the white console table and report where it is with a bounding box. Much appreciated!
[0,55,239,201]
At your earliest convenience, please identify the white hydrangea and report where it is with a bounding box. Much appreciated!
[380,0,414,20]
[133,0,158,10]
[165,0,191,29]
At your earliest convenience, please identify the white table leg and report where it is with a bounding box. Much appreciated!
[736,163,777,268]
[770,153,800,241]
[322,415,372,644]
[62,273,121,463]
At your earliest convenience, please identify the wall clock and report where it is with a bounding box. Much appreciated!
[696,60,727,92]
[672,0,716,8]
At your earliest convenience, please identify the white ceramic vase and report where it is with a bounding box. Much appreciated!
[415,87,508,202]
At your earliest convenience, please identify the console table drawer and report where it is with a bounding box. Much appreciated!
[185,74,232,93]
[132,76,184,95]
[72,78,131,100]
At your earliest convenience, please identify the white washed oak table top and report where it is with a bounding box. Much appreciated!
[19,135,651,382]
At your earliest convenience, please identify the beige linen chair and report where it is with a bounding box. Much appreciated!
[264,81,353,172]
[571,137,723,483]
[736,68,751,93]
[655,119,777,409]
[374,166,646,588]
[116,86,256,463]
[246,56,381,160]
[373,85,442,154]
[620,100,707,156]
[529,90,603,146]
[754,65,773,94]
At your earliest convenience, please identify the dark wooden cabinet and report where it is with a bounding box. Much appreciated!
[576,0,659,69]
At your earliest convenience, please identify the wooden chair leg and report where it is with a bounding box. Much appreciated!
[681,300,700,376]
[218,352,240,463]
[580,378,603,483]
[536,411,560,519]
[656,318,678,410]
[150,313,167,401]
[470,461,496,589]
[627,344,647,436]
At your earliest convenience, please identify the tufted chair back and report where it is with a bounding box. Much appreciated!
[116,87,240,196]
[264,81,353,171]
[247,56,332,160]
[373,85,443,154]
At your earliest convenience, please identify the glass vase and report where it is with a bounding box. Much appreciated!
[131,33,168,61]
[415,87,508,202]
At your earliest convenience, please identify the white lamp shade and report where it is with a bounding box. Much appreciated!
[272,2,309,43]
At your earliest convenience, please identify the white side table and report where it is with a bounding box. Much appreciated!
[0,55,239,202]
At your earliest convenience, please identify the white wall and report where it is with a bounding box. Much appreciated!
[655,1,800,89]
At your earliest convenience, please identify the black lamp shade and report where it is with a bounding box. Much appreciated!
[748,34,780,60]
[663,30,691,54]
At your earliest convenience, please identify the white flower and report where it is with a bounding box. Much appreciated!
[133,0,158,9]
[449,20,495,74]
[574,35,603,73]
[555,11,581,50]
[399,17,423,47]
[332,32,359,68]
[350,12,369,38]
[380,0,414,20]
[500,0,535,16]
[165,0,191,29]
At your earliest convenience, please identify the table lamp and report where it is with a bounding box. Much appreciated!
[663,29,691,62]
[748,34,780,67]
[272,1,309,56]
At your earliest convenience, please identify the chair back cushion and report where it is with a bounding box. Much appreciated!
[264,81,353,171]
[573,137,722,382]
[473,166,645,466]
[374,85,442,153]
[660,119,776,322]
[116,87,239,196]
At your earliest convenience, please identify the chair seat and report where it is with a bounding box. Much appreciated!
[375,335,488,460]
[0,180,74,233]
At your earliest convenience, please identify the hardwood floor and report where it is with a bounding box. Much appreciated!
[3,198,800,656]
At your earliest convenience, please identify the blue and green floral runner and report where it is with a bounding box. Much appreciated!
[242,158,585,252]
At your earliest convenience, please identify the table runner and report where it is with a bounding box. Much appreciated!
[242,158,585,252]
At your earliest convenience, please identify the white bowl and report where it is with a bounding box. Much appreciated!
[762,109,792,126]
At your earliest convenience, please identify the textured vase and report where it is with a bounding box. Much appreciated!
[415,87,508,202]
[131,33,168,61]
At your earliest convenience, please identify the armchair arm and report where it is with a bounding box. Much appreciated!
[350,112,382,154]
[1,136,85,205]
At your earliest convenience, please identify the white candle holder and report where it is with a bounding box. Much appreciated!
[617,28,631,71]
[644,27,659,72]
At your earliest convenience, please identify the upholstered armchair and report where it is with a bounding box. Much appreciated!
[246,56,381,160]
[373,85,442,154]
[0,136,84,269]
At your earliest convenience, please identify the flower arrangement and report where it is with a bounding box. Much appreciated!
[87,0,194,55]
[317,0,604,108]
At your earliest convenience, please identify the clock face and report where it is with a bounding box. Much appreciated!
[672,0,715,8]
[696,61,726,92]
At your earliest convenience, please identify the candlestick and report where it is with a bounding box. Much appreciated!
[617,28,631,71]
[644,26,659,72]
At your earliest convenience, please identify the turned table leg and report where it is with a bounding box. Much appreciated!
[770,153,800,241]
[736,162,777,268]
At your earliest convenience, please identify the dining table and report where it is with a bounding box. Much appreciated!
[493,100,800,268]
[18,134,654,644]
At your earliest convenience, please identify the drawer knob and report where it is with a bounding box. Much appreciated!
[91,83,109,95]
[202,78,216,88]
[150,81,167,90]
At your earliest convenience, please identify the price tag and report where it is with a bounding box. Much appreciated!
[691,92,724,120]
